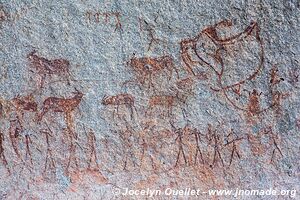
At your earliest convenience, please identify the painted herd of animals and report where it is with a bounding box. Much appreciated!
[0,19,295,178]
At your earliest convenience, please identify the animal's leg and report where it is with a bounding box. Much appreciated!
[0,132,10,174]
[168,105,173,118]
[122,155,128,171]
[65,128,79,175]
[127,104,134,120]
[25,135,33,166]
[65,112,76,139]
[173,65,180,79]
[38,107,48,122]
[147,74,158,94]
[9,120,22,159]
[116,105,121,119]
[15,115,24,130]
[66,140,77,175]
[44,148,56,175]
[151,80,158,94]
[16,111,25,128]
[148,74,152,90]
[39,74,47,89]
[132,105,138,119]
[112,106,116,119]
[139,74,146,85]
[10,136,21,159]
[181,107,188,120]
[1,153,10,174]
[145,106,152,117]
[167,66,173,80]
[65,72,71,86]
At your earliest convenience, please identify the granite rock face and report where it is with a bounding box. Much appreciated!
[0,0,299,199]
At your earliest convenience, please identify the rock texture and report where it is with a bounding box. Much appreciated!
[0,0,299,199]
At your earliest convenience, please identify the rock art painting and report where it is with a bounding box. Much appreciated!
[0,0,299,199]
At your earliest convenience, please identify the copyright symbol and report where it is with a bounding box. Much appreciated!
[112,188,121,196]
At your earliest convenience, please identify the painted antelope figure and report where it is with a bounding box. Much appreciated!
[175,73,209,97]
[147,95,175,117]
[146,87,189,118]
[11,94,38,124]
[37,89,84,123]
[0,94,37,121]
[127,54,179,89]
[38,89,83,174]
[101,93,136,119]
[27,50,72,88]
[6,94,38,163]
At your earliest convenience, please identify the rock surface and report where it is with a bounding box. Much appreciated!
[0,0,299,199]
